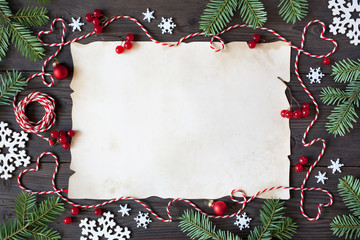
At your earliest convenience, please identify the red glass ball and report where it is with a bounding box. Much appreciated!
[322,58,331,65]
[248,40,256,49]
[212,201,228,216]
[294,164,303,172]
[71,206,80,215]
[252,33,261,42]
[64,216,72,225]
[298,156,308,165]
[94,208,102,216]
[53,64,68,80]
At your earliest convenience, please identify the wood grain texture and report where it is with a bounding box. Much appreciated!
[0,0,359,239]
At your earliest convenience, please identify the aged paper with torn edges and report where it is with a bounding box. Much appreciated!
[68,41,291,200]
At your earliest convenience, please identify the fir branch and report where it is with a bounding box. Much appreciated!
[238,0,267,28]
[29,0,52,4]
[338,175,360,217]
[269,217,297,240]
[320,87,350,106]
[325,80,360,137]
[29,226,61,240]
[178,210,242,240]
[27,196,65,227]
[199,0,239,35]
[15,191,36,227]
[11,6,49,28]
[331,58,360,83]
[278,0,308,24]
[0,23,9,61]
[331,215,360,239]
[0,70,28,105]
[247,226,271,240]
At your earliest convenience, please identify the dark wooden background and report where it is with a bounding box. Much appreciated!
[1,0,359,239]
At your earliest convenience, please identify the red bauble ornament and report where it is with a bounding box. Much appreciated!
[211,201,228,216]
[71,206,80,215]
[94,208,102,216]
[53,63,68,80]
[64,216,72,224]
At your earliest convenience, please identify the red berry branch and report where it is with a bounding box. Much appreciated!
[49,130,76,149]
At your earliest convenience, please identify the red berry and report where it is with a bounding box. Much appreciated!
[92,18,100,26]
[64,216,72,224]
[281,109,287,118]
[71,206,80,215]
[94,208,102,216]
[58,136,67,144]
[50,130,59,139]
[298,156,308,165]
[285,110,293,119]
[294,164,303,172]
[302,109,310,118]
[212,201,228,216]
[116,45,124,54]
[94,25,103,34]
[85,13,93,22]
[93,9,102,18]
[126,33,134,42]
[322,58,331,65]
[62,142,70,149]
[248,40,256,49]
[301,102,310,110]
[67,130,75,137]
[124,41,132,50]
[293,110,302,119]
[252,33,261,43]
[59,130,66,137]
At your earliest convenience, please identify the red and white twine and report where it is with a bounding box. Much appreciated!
[14,16,337,222]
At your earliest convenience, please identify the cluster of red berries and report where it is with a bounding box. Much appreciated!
[64,207,103,225]
[281,102,310,119]
[248,34,261,49]
[49,130,75,149]
[294,156,308,172]
[115,33,135,54]
[85,9,104,34]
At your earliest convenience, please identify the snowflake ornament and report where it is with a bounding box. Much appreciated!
[0,121,30,180]
[315,171,328,184]
[328,158,344,174]
[118,204,131,217]
[79,211,131,240]
[306,67,325,84]
[134,211,152,229]
[158,17,176,34]
[68,17,85,32]
[143,8,155,23]
[234,212,252,230]
[328,0,360,46]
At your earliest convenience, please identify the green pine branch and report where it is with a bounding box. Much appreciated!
[320,87,350,106]
[331,215,360,239]
[11,6,49,28]
[199,0,239,35]
[0,23,9,61]
[0,192,64,240]
[178,199,297,240]
[0,70,28,105]
[331,58,360,83]
[338,176,360,218]
[278,0,308,24]
[238,0,267,28]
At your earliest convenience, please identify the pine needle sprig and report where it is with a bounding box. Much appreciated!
[338,175,360,217]
[320,87,350,106]
[331,215,360,239]
[238,0,267,28]
[178,210,242,240]
[0,24,9,61]
[269,217,297,240]
[11,6,49,27]
[0,70,28,106]
[0,192,64,240]
[199,0,239,35]
[29,0,52,4]
[278,0,308,24]
[331,58,360,83]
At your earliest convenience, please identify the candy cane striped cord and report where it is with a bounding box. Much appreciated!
[15,16,336,222]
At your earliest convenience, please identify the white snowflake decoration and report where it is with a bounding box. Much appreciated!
[143,8,155,23]
[306,67,325,84]
[68,17,85,32]
[158,17,176,34]
[134,211,152,229]
[328,0,360,45]
[315,171,328,184]
[118,204,131,217]
[328,158,344,174]
[234,212,252,230]
[0,121,30,180]
[79,211,131,240]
